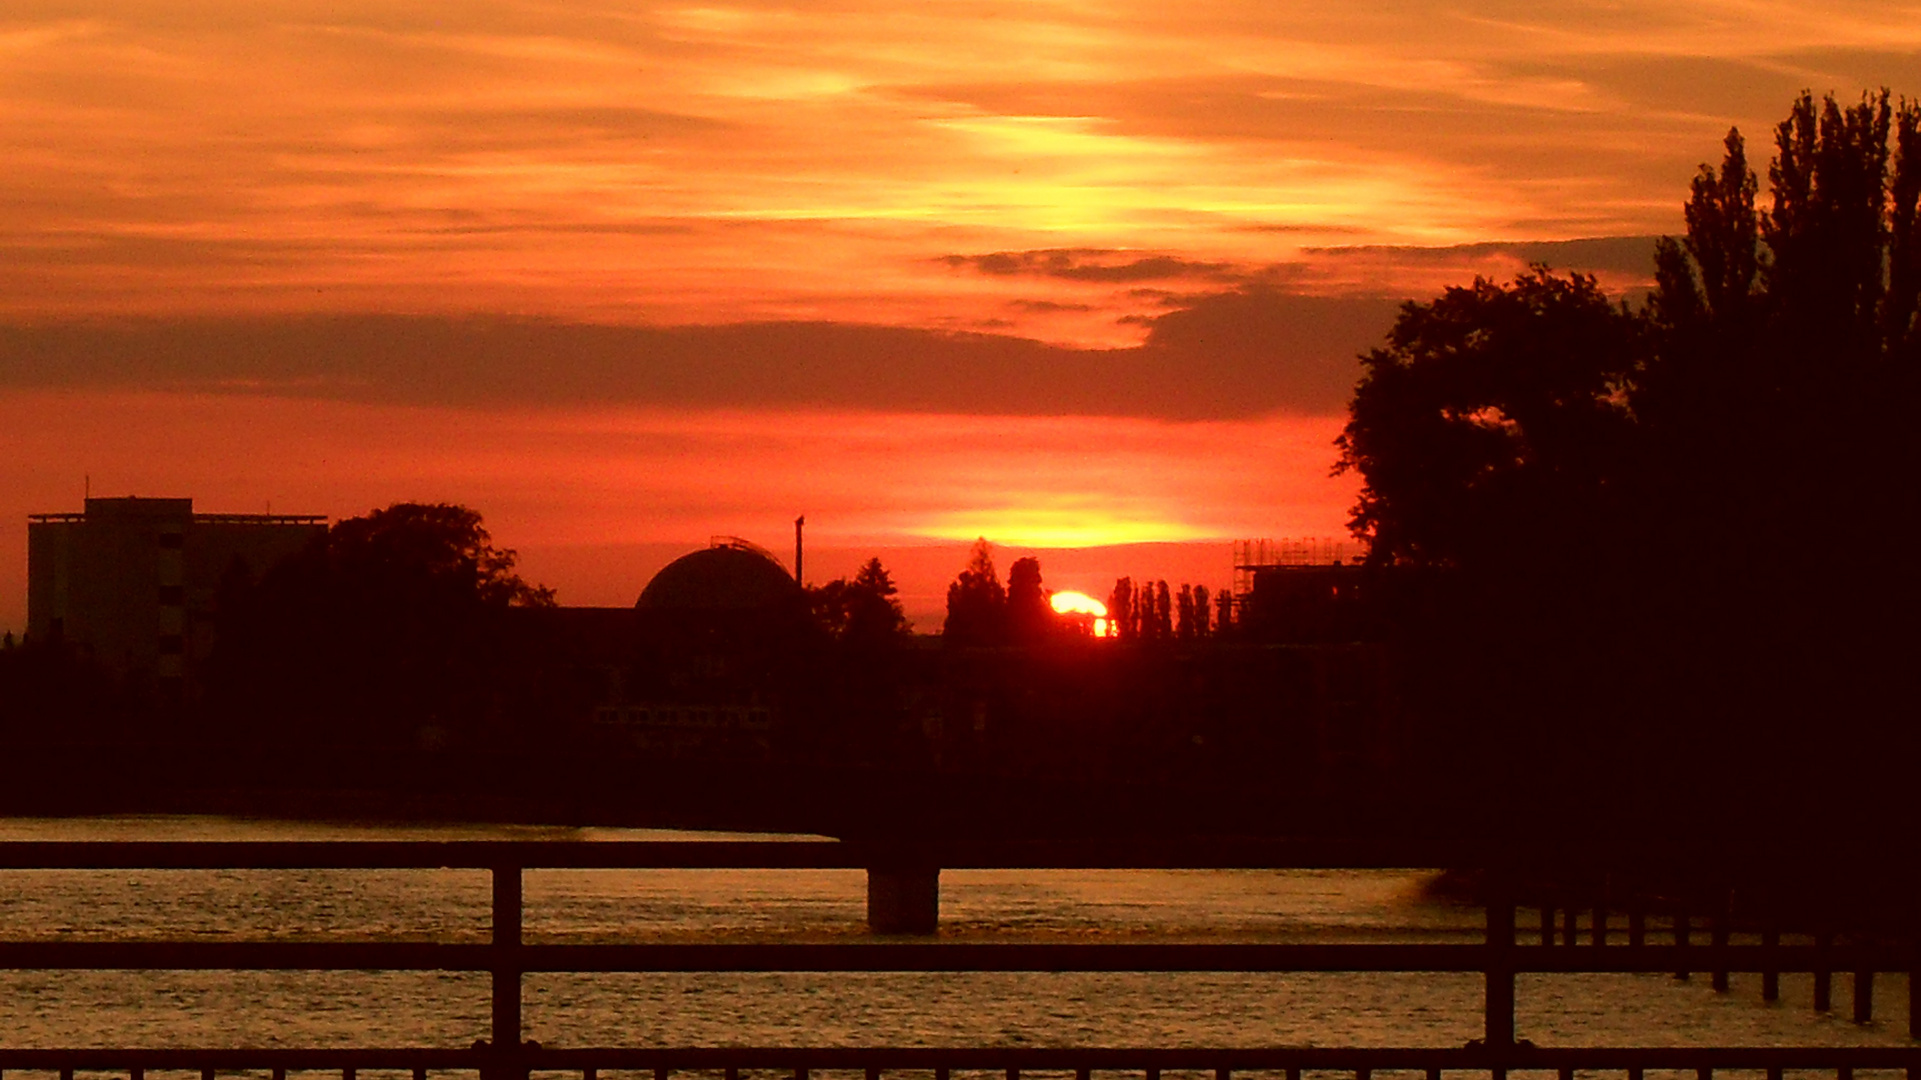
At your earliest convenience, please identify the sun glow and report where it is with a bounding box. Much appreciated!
[915,509,1217,547]
[1050,589,1112,637]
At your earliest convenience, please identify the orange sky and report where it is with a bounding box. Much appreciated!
[6,1,1921,633]
[0,390,1350,628]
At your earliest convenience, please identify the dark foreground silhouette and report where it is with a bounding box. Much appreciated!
[4,93,1918,936]
[1335,91,1919,884]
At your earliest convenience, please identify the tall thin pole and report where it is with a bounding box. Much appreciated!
[1485,867,1516,1063]
[795,515,805,584]
[491,862,523,1080]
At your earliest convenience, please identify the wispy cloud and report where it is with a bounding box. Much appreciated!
[5,0,1914,629]
[3,0,1910,328]
[939,249,1247,284]
[0,295,1399,419]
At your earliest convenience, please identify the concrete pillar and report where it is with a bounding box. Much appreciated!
[867,865,940,934]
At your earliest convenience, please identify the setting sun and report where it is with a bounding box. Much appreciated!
[1050,589,1112,637]
[4,0,1907,642]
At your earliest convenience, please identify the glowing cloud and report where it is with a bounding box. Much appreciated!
[4,0,1908,328]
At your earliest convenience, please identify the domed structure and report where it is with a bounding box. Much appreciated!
[636,538,799,612]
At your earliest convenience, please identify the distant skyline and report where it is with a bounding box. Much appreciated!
[6,1,1921,633]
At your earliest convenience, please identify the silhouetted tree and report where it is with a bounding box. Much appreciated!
[1335,267,1638,570]
[324,503,555,609]
[942,538,1006,646]
[811,557,911,646]
[1176,585,1196,639]
[1154,582,1173,639]
[1107,577,1135,642]
[802,556,913,763]
[0,633,152,750]
[1631,91,1921,866]
[1192,585,1212,637]
[209,502,554,755]
[1006,556,1054,645]
[1334,90,1921,873]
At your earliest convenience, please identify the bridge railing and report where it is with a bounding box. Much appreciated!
[0,840,1914,1080]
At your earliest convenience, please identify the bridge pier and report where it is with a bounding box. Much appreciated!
[868,865,941,934]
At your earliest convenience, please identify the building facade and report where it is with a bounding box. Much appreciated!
[27,497,326,687]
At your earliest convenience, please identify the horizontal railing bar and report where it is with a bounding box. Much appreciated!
[0,942,1912,974]
[0,840,1470,871]
[518,943,1921,975]
[532,1048,1921,1069]
[0,942,487,971]
[6,1047,1921,1069]
[0,1050,481,1069]
[525,943,1494,973]
[1514,944,1915,973]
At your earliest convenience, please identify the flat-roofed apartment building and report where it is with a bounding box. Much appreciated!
[27,497,326,689]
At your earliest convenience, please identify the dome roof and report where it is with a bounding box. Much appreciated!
[636,540,799,612]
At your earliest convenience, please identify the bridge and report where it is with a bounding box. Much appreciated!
[0,840,1913,1080]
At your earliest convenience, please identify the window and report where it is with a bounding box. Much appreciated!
[158,585,185,606]
[158,532,185,550]
[158,634,184,655]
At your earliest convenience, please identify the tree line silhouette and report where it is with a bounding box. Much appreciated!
[1105,577,1229,641]
[939,538,1233,644]
[1335,91,1921,885]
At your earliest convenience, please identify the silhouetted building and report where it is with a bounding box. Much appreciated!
[1240,564,1373,642]
[589,537,807,761]
[27,497,325,689]
[636,540,800,612]
[1234,539,1381,644]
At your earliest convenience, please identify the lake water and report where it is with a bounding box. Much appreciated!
[0,816,1906,1055]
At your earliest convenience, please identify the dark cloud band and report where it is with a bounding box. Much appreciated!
[0,289,1405,420]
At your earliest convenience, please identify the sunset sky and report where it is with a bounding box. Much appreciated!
[6,1,1920,631]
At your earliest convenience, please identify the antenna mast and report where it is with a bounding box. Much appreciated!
[794,515,805,584]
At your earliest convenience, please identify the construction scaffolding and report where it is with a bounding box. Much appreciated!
[1232,537,1366,599]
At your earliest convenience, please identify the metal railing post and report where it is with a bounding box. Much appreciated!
[1485,867,1516,1079]
[1910,937,1920,1040]
[492,861,525,1080]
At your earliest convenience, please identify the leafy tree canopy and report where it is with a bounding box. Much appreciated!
[209,502,552,743]
[1339,90,1921,575]
[1005,556,1054,645]
[1330,90,1921,860]
[1335,269,1637,569]
[810,557,911,646]
[943,538,1006,646]
[324,502,555,610]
